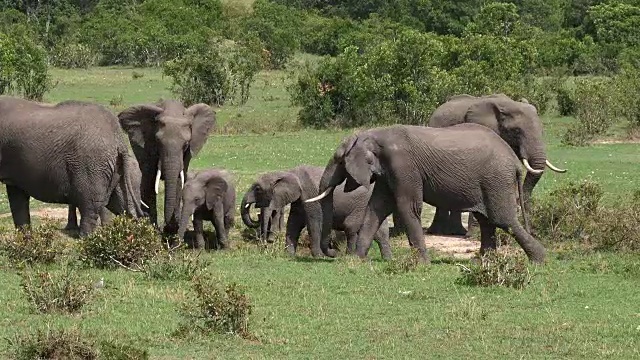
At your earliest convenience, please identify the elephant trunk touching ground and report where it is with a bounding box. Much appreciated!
[177,200,195,243]
[312,162,347,257]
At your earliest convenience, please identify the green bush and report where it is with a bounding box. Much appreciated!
[0,221,65,267]
[556,84,576,116]
[562,77,617,146]
[0,31,52,100]
[613,65,640,129]
[50,41,97,69]
[80,215,162,269]
[143,252,208,281]
[9,327,149,360]
[20,265,94,314]
[300,12,356,56]
[164,39,261,106]
[456,251,533,289]
[178,275,253,339]
[383,248,423,275]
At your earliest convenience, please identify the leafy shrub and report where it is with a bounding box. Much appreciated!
[383,248,423,275]
[562,77,617,146]
[0,221,65,267]
[300,12,356,56]
[50,41,97,69]
[530,180,603,243]
[80,215,162,269]
[0,31,52,100]
[9,327,149,360]
[613,65,640,129]
[589,191,640,253]
[9,327,97,360]
[556,84,576,116]
[456,251,533,289]
[178,274,253,339]
[20,265,94,314]
[163,39,261,106]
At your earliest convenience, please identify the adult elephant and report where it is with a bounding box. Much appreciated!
[0,96,146,236]
[65,153,144,230]
[420,94,567,236]
[307,124,546,264]
[118,99,216,235]
[240,166,391,259]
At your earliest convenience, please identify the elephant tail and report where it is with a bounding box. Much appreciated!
[516,167,531,233]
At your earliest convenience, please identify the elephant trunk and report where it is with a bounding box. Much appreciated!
[521,137,547,212]
[259,206,272,242]
[177,200,196,242]
[162,159,184,234]
[240,191,260,228]
[314,161,345,257]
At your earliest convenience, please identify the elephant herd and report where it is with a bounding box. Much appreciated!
[0,93,567,263]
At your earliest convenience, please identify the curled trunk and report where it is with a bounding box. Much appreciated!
[240,191,260,228]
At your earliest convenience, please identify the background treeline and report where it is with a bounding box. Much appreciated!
[1,0,639,140]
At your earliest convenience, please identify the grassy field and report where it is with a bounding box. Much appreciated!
[0,63,639,359]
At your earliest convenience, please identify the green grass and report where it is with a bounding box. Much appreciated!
[1,64,640,358]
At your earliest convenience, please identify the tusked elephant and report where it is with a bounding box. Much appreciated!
[0,96,146,236]
[418,94,567,237]
[307,123,546,264]
[118,99,216,236]
[66,153,144,230]
[241,166,392,259]
[177,169,236,250]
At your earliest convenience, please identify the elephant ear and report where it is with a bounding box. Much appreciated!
[118,104,164,148]
[464,100,502,133]
[185,103,216,157]
[344,136,379,190]
[205,176,228,210]
[272,173,302,207]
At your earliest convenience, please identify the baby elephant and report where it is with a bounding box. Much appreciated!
[177,169,236,250]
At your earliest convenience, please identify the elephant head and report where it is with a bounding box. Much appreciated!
[118,99,216,233]
[240,171,301,241]
[177,171,229,241]
[464,95,566,207]
[307,133,383,256]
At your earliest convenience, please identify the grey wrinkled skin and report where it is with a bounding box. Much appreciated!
[177,169,236,250]
[0,96,145,236]
[66,154,144,230]
[315,123,545,264]
[240,166,391,259]
[408,93,566,237]
[118,99,216,236]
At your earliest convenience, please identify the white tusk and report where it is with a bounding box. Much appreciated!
[140,200,150,210]
[155,169,161,194]
[523,159,544,175]
[180,170,185,189]
[190,214,193,222]
[546,160,567,173]
[244,203,252,209]
[305,188,332,203]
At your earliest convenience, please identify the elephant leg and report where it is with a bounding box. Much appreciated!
[372,219,393,260]
[65,205,79,230]
[211,204,227,250]
[284,205,306,256]
[192,215,206,250]
[77,204,100,237]
[446,211,468,236]
[427,208,467,236]
[344,230,357,255]
[473,213,497,255]
[465,212,479,238]
[99,207,114,226]
[390,210,407,237]
[500,220,545,264]
[394,196,428,262]
[141,172,157,227]
[355,183,394,260]
[7,185,31,229]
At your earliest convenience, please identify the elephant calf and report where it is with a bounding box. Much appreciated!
[177,169,236,250]
[240,166,391,259]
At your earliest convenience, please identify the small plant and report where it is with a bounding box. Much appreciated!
[383,248,422,275]
[8,326,149,360]
[0,220,65,267]
[590,191,640,253]
[143,251,208,281]
[131,71,144,79]
[178,274,253,339]
[20,264,94,314]
[456,251,533,289]
[9,327,97,360]
[109,95,123,107]
[80,215,162,269]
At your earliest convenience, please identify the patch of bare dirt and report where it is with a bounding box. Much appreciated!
[423,235,479,259]
[0,207,69,220]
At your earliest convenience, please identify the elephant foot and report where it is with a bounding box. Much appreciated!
[64,223,80,231]
[426,224,467,236]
